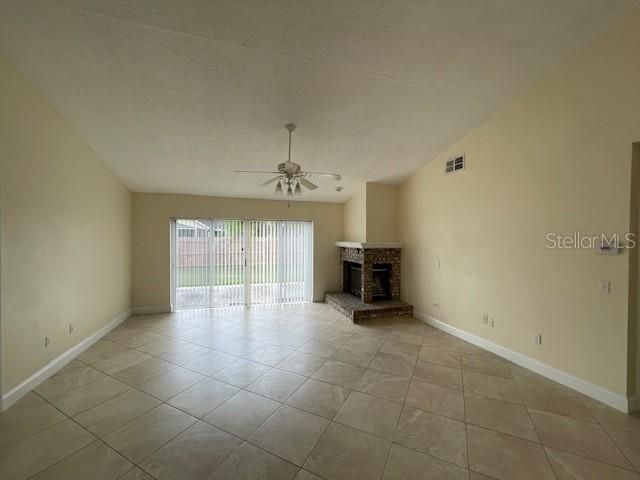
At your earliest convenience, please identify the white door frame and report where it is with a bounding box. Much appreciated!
[169,219,177,312]
[243,220,251,307]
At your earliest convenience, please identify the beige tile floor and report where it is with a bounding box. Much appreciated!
[1,303,640,480]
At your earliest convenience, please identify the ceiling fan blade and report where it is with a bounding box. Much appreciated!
[303,171,342,181]
[299,177,318,190]
[234,170,281,174]
[259,176,282,186]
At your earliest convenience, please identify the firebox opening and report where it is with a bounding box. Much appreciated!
[343,261,362,298]
[372,263,392,300]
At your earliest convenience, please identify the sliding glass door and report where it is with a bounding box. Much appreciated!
[249,220,313,305]
[173,219,245,309]
[173,219,313,309]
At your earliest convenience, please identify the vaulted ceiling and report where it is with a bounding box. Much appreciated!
[1,0,636,201]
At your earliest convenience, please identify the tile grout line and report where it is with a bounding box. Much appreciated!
[460,345,473,477]
[462,348,640,475]
[510,370,640,474]
[509,365,560,480]
[379,330,425,479]
[391,339,482,473]
[579,396,640,473]
[23,438,115,480]
[35,355,250,480]
[77,312,347,407]
[167,320,481,475]
[28,343,243,478]
[27,392,135,480]
[16,323,408,476]
[460,363,523,478]
[388,328,480,472]
[135,312,640,476]
[6,307,636,480]
[300,327,391,479]
[133,418,240,480]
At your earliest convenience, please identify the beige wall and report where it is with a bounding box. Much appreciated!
[0,55,132,395]
[366,183,398,243]
[343,182,398,243]
[343,186,366,242]
[133,193,343,308]
[398,12,640,396]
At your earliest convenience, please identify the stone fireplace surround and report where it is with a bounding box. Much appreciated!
[339,244,401,303]
[325,242,413,322]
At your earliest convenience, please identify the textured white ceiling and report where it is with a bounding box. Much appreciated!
[0,0,636,201]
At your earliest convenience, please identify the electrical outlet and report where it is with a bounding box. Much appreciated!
[533,333,542,345]
[482,314,489,325]
[44,336,50,348]
[598,280,611,294]
[436,259,441,269]
[489,318,495,328]
[432,303,440,310]
[68,324,75,334]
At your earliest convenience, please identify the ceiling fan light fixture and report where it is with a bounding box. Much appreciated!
[235,124,342,198]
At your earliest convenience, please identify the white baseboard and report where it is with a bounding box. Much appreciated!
[1,309,132,412]
[132,305,172,315]
[414,310,632,414]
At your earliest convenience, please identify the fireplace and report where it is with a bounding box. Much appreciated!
[338,244,401,303]
[326,242,413,322]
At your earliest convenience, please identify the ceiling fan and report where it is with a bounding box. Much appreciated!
[234,124,341,196]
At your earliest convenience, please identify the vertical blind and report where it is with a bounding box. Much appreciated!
[174,219,313,309]
[249,220,313,305]
[174,219,245,308]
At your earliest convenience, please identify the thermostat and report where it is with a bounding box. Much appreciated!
[596,241,621,255]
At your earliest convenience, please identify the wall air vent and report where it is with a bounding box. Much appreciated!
[445,154,465,174]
